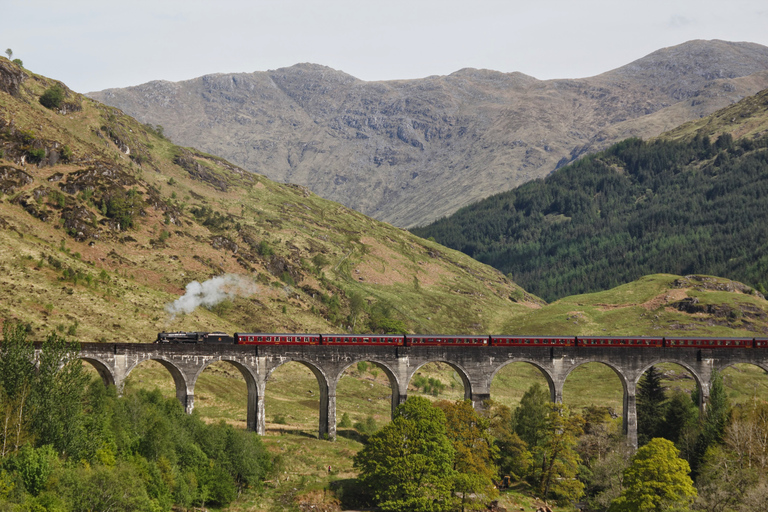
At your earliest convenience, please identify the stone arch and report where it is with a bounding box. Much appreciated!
[266,358,333,439]
[714,360,768,404]
[124,356,192,413]
[489,359,557,403]
[266,358,331,390]
[634,359,704,392]
[79,356,116,387]
[335,358,401,421]
[562,360,635,445]
[408,359,473,401]
[191,358,260,431]
[562,360,629,398]
[716,359,768,374]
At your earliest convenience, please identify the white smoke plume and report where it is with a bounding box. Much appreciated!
[166,274,257,319]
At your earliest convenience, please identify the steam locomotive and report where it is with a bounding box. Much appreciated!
[155,332,768,349]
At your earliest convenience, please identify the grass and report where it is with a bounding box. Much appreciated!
[503,274,768,336]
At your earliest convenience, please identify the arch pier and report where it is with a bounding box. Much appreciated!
[77,343,768,446]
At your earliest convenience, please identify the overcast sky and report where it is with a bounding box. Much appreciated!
[4,0,768,94]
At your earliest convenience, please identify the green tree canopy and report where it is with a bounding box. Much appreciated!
[353,396,455,512]
[609,437,697,512]
[435,400,499,510]
[39,85,65,110]
[512,382,550,449]
[533,403,585,504]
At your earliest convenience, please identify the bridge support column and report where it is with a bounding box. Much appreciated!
[319,381,336,440]
[177,390,194,415]
[250,380,265,434]
[553,380,564,404]
[391,388,403,418]
[699,381,711,416]
[623,382,637,449]
[471,392,491,411]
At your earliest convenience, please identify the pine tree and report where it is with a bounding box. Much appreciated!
[692,370,731,474]
[636,365,666,446]
[512,383,550,449]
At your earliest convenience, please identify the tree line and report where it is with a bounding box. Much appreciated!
[412,133,768,302]
[0,321,272,511]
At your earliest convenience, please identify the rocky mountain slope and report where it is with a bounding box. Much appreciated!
[88,40,768,227]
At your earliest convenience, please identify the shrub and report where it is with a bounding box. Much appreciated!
[26,148,46,163]
[40,85,65,110]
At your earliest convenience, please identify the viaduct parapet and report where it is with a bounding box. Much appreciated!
[76,343,768,447]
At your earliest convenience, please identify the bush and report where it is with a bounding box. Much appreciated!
[26,148,46,163]
[40,85,64,110]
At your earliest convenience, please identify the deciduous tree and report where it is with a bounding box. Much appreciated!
[354,397,455,511]
[0,321,35,457]
[609,438,696,512]
[435,400,499,510]
[533,403,585,504]
[483,399,531,481]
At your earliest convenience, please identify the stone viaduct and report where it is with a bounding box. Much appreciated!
[76,342,768,447]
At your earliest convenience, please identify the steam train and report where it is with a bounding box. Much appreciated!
[155,332,768,349]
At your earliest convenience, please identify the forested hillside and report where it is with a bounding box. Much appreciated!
[414,122,768,302]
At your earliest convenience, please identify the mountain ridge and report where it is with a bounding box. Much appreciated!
[89,40,768,227]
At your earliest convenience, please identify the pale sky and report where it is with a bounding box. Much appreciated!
[4,0,768,94]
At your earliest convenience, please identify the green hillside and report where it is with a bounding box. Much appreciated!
[413,91,768,302]
[0,57,540,343]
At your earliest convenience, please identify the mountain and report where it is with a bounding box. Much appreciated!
[412,88,768,303]
[87,40,768,227]
[0,57,542,343]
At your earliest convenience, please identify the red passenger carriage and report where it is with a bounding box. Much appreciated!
[490,336,575,347]
[321,334,404,345]
[664,337,753,348]
[406,335,488,346]
[235,333,321,345]
[577,337,664,347]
